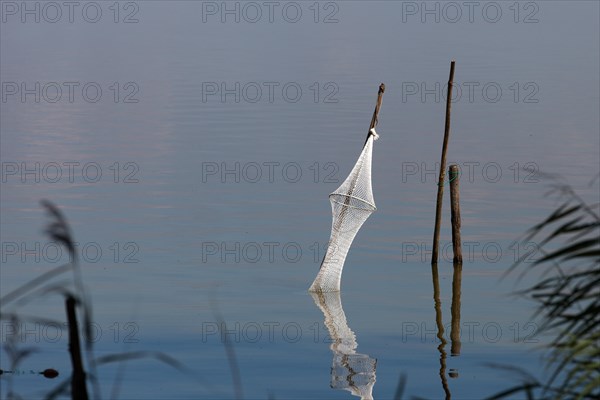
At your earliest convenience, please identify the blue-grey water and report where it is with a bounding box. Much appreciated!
[1,1,599,399]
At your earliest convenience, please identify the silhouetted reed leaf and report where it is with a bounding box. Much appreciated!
[525,204,582,241]
[0,263,72,306]
[561,250,600,261]
[40,200,75,259]
[485,383,543,400]
[95,351,191,375]
[12,284,75,309]
[0,313,64,327]
[491,176,599,399]
[534,239,599,265]
[44,378,70,400]
[393,373,407,400]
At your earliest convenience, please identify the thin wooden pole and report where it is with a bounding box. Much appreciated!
[449,165,462,263]
[66,296,89,400]
[432,61,456,264]
[364,83,386,147]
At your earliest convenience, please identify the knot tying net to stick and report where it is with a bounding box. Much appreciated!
[309,84,385,293]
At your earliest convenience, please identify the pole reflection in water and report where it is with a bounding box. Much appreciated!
[430,261,464,399]
[431,262,452,399]
[310,291,377,400]
[450,262,462,357]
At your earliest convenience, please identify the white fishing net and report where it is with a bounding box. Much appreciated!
[309,129,378,293]
[310,291,377,400]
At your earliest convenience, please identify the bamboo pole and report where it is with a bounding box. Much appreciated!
[449,165,462,263]
[432,61,456,264]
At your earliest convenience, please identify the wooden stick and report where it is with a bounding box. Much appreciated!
[432,61,456,264]
[66,296,89,400]
[449,165,463,354]
[364,83,386,147]
[449,165,462,263]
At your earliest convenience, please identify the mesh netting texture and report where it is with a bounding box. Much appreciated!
[309,130,378,293]
[310,291,377,399]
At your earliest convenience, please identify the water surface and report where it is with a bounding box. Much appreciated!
[1,1,599,398]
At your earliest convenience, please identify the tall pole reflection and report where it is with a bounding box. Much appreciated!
[430,260,464,399]
[431,262,451,400]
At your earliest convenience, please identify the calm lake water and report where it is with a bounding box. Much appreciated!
[1,1,599,399]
